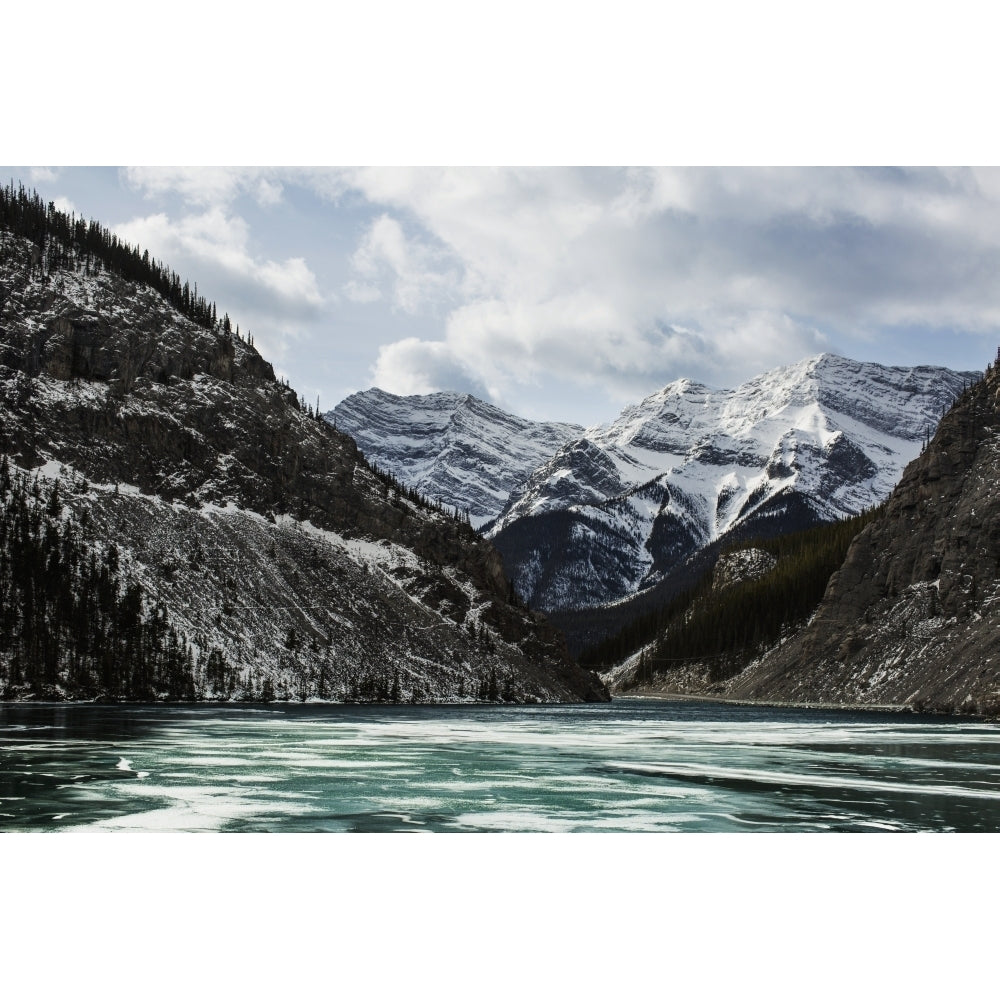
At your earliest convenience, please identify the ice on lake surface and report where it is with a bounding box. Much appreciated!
[2,699,999,832]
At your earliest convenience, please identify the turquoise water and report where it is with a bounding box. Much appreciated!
[2,699,999,831]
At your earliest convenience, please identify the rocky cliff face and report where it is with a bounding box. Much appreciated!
[488,354,975,613]
[711,548,778,592]
[0,229,607,703]
[327,388,582,528]
[727,360,1000,714]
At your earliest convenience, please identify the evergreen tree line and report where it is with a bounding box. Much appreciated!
[0,181,232,337]
[917,354,997,457]
[0,455,230,700]
[318,662,511,703]
[368,459,474,526]
[927,366,990,433]
[579,505,884,682]
[338,664,406,703]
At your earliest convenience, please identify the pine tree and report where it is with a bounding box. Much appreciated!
[0,466,216,701]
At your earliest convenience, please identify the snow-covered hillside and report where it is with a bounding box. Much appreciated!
[0,220,607,704]
[328,388,582,528]
[488,354,977,611]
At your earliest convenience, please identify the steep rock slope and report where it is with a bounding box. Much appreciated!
[726,360,1000,714]
[328,388,582,528]
[488,355,974,612]
[0,224,607,703]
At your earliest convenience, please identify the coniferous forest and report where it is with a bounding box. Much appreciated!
[0,181,223,332]
[0,455,232,700]
[580,506,884,685]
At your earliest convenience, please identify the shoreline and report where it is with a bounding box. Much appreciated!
[609,689,990,718]
[4,692,995,720]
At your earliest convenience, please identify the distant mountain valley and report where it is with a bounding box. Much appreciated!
[332,355,977,654]
[5,181,1000,717]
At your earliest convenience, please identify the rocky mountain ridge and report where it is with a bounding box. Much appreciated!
[328,388,583,528]
[488,353,976,613]
[331,358,975,630]
[0,215,607,704]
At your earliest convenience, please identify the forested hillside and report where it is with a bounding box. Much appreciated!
[0,460,213,699]
[586,507,883,689]
[0,187,608,704]
[0,182,223,334]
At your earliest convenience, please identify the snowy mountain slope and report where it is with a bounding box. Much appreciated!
[488,354,977,612]
[5,459,587,703]
[0,222,607,703]
[327,388,583,528]
[722,359,1000,714]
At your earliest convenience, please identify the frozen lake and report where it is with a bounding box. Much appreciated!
[3,698,999,832]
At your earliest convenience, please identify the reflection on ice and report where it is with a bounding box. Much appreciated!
[3,700,1000,832]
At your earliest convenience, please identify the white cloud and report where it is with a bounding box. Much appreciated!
[114,207,323,309]
[103,166,1000,419]
[254,177,284,207]
[343,280,382,304]
[122,167,285,208]
[321,166,1000,399]
[373,337,490,399]
[347,213,459,314]
[52,197,77,216]
[29,166,58,184]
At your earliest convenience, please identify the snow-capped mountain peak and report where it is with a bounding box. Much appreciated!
[328,352,977,623]
[487,353,977,612]
[327,388,584,528]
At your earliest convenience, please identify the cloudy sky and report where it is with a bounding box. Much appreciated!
[5,165,999,426]
[5,0,994,959]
